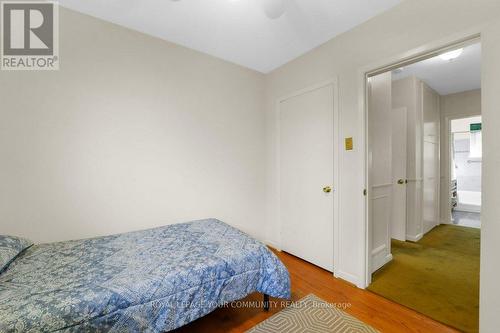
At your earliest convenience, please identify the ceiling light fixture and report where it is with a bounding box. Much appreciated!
[439,48,463,61]
[393,67,404,74]
[261,0,288,20]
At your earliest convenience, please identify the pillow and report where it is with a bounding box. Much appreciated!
[0,235,33,273]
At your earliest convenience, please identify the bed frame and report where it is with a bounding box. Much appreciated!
[263,294,270,311]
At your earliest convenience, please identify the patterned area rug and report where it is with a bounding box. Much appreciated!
[246,294,378,333]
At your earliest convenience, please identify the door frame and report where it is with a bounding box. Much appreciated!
[446,112,482,224]
[359,33,481,287]
[275,78,340,276]
[444,114,482,224]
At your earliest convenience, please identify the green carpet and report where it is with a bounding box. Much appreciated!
[368,225,480,333]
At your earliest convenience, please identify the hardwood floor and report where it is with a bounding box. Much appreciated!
[174,250,459,333]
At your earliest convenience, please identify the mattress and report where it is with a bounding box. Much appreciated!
[0,219,290,332]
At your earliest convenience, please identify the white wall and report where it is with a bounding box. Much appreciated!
[0,8,266,243]
[263,1,500,331]
[440,90,481,221]
[480,20,500,331]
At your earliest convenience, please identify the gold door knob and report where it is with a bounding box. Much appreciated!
[323,186,332,193]
[397,179,405,185]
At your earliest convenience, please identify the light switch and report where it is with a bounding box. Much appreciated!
[345,137,353,151]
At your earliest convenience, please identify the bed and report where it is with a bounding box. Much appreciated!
[0,219,291,332]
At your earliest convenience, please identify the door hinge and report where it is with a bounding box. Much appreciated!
[363,189,367,196]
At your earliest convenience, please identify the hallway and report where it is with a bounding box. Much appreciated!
[368,225,480,332]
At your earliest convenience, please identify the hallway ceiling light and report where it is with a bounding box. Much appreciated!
[439,48,463,61]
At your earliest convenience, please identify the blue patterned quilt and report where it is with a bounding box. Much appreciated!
[0,219,290,332]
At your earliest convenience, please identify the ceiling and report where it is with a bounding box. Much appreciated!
[58,0,402,73]
[392,42,481,96]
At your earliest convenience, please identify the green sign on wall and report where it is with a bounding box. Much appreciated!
[470,123,482,132]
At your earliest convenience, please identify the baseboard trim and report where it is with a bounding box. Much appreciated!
[423,222,438,235]
[265,240,281,251]
[372,253,393,273]
[406,233,423,242]
[335,270,363,288]
[371,244,386,256]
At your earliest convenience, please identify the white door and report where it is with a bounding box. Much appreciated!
[391,107,407,241]
[279,84,334,272]
[422,83,440,234]
[368,72,393,273]
[423,140,439,232]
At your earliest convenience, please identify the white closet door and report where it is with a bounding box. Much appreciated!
[422,83,440,234]
[279,84,334,272]
[423,141,438,233]
[391,107,408,241]
[368,72,393,273]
